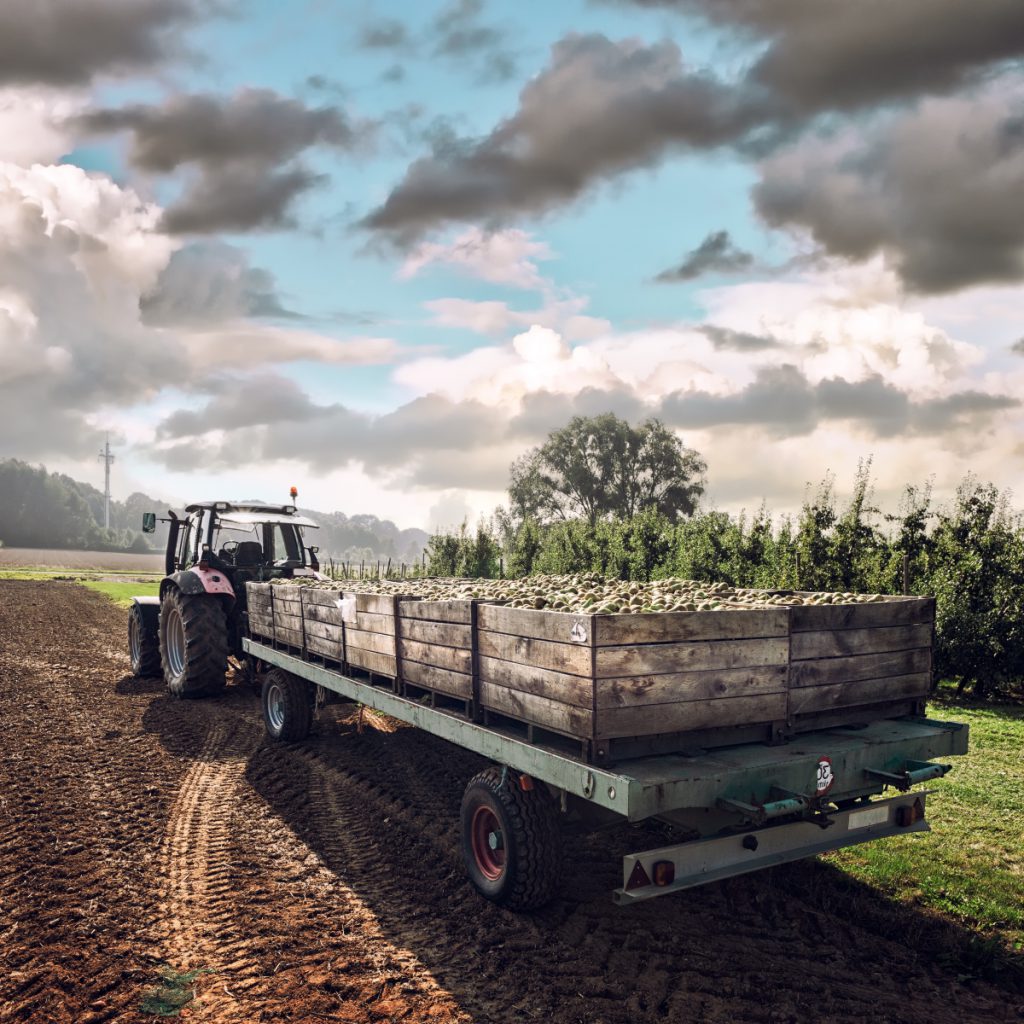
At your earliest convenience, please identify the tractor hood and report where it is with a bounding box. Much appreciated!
[218,511,319,528]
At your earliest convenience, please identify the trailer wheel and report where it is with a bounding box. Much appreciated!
[460,767,561,910]
[128,603,161,677]
[261,669,313,742]
[159,588,228,698]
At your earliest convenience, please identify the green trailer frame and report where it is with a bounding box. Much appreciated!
[244,638,968,903]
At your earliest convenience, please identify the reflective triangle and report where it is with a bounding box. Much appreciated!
[626,860,652,890]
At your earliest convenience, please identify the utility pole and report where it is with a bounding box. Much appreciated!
[98,435,115,530]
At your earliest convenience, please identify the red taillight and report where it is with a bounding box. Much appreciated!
[198,560,209,571]
[518,774,534,792]
[652,860,675,887]
[896,798,924,827]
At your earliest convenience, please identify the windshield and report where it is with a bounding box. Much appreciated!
[210,518,306,566]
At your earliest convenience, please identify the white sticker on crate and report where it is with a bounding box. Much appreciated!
[569,620,588,644]
[337,595,357,624]
[847,804,890,830]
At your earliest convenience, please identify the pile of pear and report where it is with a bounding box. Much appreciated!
[276,572,889,615]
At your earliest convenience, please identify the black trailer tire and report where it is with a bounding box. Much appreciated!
[261,669,313,742]
[128,603,161,677]
[159,588,228,698]
[461,767,561,910]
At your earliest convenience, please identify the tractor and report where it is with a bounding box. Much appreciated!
[128,496,322,697]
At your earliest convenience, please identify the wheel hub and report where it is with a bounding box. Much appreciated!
[266,681,285,731]
[165,606,186,678]
[471,805,506,881]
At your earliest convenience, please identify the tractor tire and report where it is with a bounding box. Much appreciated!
[460,766,561,911]
[159,588,228,698]
[261,669,313,742]
[128,603,161,677]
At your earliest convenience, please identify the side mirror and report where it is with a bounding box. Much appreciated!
[309,545,320,554]
[142,512,156,534]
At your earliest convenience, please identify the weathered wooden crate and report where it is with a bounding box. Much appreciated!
[787,596,933,731]
[396,599,474,703]
[476,604,792,759]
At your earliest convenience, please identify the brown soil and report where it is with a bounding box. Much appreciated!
[1,580,1021,1024]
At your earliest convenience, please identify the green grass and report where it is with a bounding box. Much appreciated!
[827,692,1024,953]
[140,965,210,1017]
[80,579,161,606]
[0,567,162,580]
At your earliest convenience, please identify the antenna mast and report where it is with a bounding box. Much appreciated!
[98,435,115,530]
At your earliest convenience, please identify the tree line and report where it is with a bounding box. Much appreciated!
[425,416,1024,698]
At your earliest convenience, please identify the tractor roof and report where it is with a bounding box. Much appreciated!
[183,501,318,528]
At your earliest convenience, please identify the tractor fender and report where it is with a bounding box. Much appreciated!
[131,595,161,631]
[162,567,236,604]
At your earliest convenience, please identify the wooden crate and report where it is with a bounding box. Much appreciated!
[787,596,933,730]
[396,599,474,703]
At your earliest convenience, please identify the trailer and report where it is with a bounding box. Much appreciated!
[241,583,968,909]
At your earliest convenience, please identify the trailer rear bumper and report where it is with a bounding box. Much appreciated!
[614,791,930,903]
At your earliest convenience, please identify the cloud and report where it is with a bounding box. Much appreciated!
[423,295,610,340]
[400,227,552,289]
[363,34,755,241]
[0,0,202,87]
[141,241,296,325]
[698,324,779,352]
[617,0,1024,114]
[359,19,413,52]
[79,88,374,233]
[432,0,517,82]
[655,230,754,282]
[1012,338,1024,355]
[755,83,1024,293]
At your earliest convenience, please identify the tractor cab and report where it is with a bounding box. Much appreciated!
[130,498,323,698]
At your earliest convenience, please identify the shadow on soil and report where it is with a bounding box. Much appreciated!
[137,683,1024,1024]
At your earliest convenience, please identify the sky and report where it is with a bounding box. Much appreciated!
[2,0,1023,531]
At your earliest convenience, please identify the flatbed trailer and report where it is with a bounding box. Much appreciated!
[244,637,968,908]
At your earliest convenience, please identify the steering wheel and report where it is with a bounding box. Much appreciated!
[221,540,240,559]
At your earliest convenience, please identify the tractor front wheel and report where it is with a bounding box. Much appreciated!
[159,588,228,698]
[128,603,161,677]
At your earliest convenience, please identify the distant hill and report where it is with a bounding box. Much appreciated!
[0,459,428,563]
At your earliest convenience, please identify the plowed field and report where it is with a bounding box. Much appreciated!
[1,581,1021,1024]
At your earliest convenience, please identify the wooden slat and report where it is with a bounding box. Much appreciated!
[789,597,934,632]
[354,592,404,615]
[306,634,343,660]
[272,610,304,631]
[402,659,472,699]
[478,655,593,709]
[792,699,918,732]
[347,649,396,676]
[476,605,593,645]
[595,608,789,646]
[595,637,789,679]
[271,590,303,608]
[480,682,593,738]
[268,624,304,647]
[303,619,341,642]
[788,673,931,715]
[477,630,592,677]
[399,618,471,649]
[354,611,394,636]
[301,588,345,607]
[302,602,345,626]
[597,692,787,739]
[399,638,471,674]
[790,648,930,687]
[399,599,473,624]
[791,624,932,660]
[344,627,396,657]
[597,665,787,709]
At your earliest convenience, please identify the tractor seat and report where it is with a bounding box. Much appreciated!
[233,541,265,566]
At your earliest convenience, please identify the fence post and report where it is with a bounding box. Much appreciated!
[902,552,910,595]
[795,551,802,589]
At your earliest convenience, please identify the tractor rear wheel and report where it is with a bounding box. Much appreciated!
[128,603,161,677]
[159,588,228,698]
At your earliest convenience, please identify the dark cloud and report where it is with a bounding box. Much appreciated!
[0,0,201,86]
[609,0,1024,113]
[754,87,1024,292]
[655,230,754,282]
[141,242,296,326]
[359,19,413,51]
[80,89,373,233]
[699,325,779,352]
[363,34,757,240]
[1011,338,1024,355]
[510,387,648,438]
[430,0,518,84]
[658,365,1019,437]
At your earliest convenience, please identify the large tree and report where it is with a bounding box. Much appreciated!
[508,414,706,525]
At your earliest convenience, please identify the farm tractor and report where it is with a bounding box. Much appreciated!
[128,495,322,697]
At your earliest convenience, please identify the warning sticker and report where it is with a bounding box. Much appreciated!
[815,756,835,795]
[337,595,357,624]
[569,620,588,644]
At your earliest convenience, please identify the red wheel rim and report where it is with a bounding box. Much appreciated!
[470,805,506,881]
